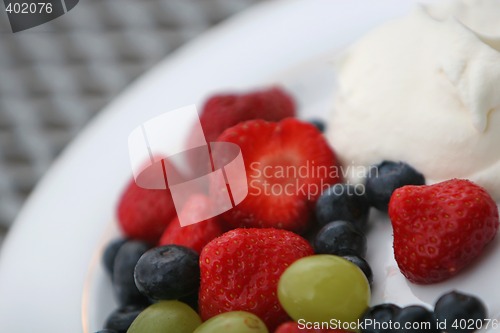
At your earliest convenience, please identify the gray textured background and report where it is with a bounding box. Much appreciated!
[0,0,262,239]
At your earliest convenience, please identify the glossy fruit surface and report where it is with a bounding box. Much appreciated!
[134,245,200,300]
[278,255,370,325]
[217,118,340,232]
[315,184,369,230]
[193,311,269,333]
[117,179,178,243]
[126,301,201,333]
[314,221,367,257]
[434,291,487,333]
[199,228,313,331]
[389,179,499,283]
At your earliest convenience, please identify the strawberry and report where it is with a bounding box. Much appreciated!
[188,87,295,147]
[186,87,296,174]
[117,179,177,244]
[389,179,499,284]
[199,228,314,331]
[158,194,226,253]
[216,118,340,232]
[275,321,352,333]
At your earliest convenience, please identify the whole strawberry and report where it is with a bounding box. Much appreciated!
[117,179,177,244]
[188,87,295,146]
[158,194,226,253]
[275,321,352,333]
[217,118,340,232]
[389,179,499,284]
[199,228,314,331]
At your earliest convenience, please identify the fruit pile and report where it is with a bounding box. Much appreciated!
[96,87,499,333]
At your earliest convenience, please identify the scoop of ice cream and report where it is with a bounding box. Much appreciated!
[327,0,500,201]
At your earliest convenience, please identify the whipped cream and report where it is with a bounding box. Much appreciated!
[327,0,500,201]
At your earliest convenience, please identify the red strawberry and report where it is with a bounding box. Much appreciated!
[275,321,352,333]
[186,87,295,176]
[188,87,295,149]
[199,228,314,331]
[158,194,226,253]
[217,118,340,232]
[389,179,499,284]
[117,173,178,244]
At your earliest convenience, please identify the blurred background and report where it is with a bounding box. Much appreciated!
[0,0,263,243]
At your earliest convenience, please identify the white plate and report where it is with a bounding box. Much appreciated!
[2,0,499,332]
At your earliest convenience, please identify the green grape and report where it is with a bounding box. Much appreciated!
[127,300,201,333]
[193,311,269,333]
[278,254,370,325]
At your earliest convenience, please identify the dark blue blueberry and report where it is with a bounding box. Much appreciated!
[314,220,367,257]
[434,291,487,333]
[112,240,150,306]
[94,330,117,333]
[365,161,425,212]
[103,238,127,278]
[393,305,438,333]
[341,254,373,285]
[315,184,370,230]
[134,245,200,301]
[104,305,144,333]
[309,119,326,132]
[360,303,401,333]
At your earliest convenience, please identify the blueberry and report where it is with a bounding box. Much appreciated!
[365,161,425,212]
[104,305,144,333]
[94,330,117,333]
[434,290,487,333]
[360,303,401,333]
[314,221,367,257]
[393,305,438,333]
[112,240,150,306]
[341,254,373,285]
[134,245,200,301]
[315,184,370,230]
[308,119,326,132]
[103,238,127,278]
